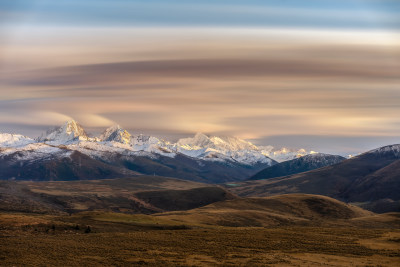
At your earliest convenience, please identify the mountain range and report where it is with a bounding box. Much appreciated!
[5,119,399,213]
[249,153,346,180]
[0,120,317,183]
[227,144,400,213]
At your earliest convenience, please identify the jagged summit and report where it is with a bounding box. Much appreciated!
[30,125,313,165]
[177,132,258,151]
[176,133,274,165]
[1,119,315,165]
[100,125,131,144]
[38,120,88,144]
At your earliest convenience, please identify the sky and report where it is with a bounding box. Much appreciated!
[0,0,399,155]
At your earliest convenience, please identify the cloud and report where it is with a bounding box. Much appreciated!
[73,114,115,127]
[0,111,72,126]
[0,26,399,154]
[2,56,398,89]
[254,134,400,155]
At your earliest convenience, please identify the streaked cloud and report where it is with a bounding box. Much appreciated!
[0,111,72,126]
[0,1,399,155]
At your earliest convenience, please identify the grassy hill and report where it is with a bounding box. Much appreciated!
[155,194,378,227]
[1,188,399,266]
[0,176,235,214]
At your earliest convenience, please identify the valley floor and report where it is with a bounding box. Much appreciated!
[1,212,399,266]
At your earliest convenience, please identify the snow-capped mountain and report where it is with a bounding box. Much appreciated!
[38,120,88,144]
[249,153,346,180]
[0,133,34,148]
[175,133,275,165]
[2,120,315,165]
[90,126,284,165]
[0,120,318,182]
[259,146,316,162]
[177,133,258,151]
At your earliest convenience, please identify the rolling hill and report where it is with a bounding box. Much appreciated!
[3,176,398,229]
[155,194,383,228]
[0,176,235,214]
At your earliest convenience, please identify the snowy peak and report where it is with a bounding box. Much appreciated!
[130,134,175,156]
[1,120,315,166]
[175,132,317,165]
[259,146,313,162]
[177,133,258,151]
[176,133,273,165]
[100,125,131,144]
[193,132,210,145]
[64,120,87,137]
[38,120,88,144]
[0,133,34,148]
[210,136,259,151]
[177,132,212,149]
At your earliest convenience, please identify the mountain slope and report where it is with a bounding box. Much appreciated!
[249,153,345,180]
[226,144,400,212]
[0,147,138,181]
[342,159,400,202]
[93,152,271,184]
[0,140,270,183]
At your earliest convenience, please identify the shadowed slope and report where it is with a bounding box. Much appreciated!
[134,187,236,212]
[0,150,138,181]
[249,153,345,180]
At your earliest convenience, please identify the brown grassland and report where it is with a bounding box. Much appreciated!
[0,178,399,266]
[0,211,399,266]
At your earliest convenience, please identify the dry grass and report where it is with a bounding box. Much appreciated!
[1,224,399,266]
[0,212,399,266]
[154,194,382,228]
[21,176,207,197]
[1,187,400,266]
